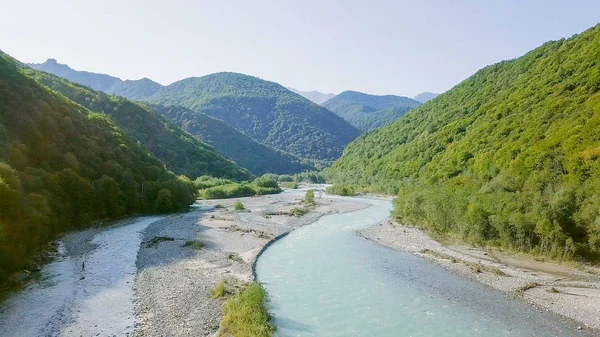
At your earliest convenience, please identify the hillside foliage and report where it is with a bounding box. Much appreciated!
[122,73,360,161]
[0,55,197,282]
[323,90,421,131]
[23,68,251,181]
[328,25,600,261]
[151,104,314,175]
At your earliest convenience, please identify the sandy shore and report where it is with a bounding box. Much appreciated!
[360,220,600,332]
[132,189,368,337]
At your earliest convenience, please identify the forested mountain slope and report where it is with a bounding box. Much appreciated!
[137,73,360,161]
[0,55,196,282]
[22,67,251,180]
[323,90,422,131]
[151,104,315,175]
[28,63,359,162]
[328,24,600,260]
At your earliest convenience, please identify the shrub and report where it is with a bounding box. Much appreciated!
[234,201,245,211]
[182,240,205,250]
[153,188,173,213]
[211,280,227,299]
[304,190,315,204]
[279,182,298,189]
[325,185,356,196]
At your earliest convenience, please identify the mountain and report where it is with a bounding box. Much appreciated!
[28,62,359,162]
[28,58,121,92]
[107,78,162,100]
[23,67,251,181]
[0,54,197,282]
[327,24,600,260]
[322,90,422,131]
[151,104,315,175]
[124,73,360,161]
[287,88,336,104]
[414,92,439,103]
[29,59,164,101]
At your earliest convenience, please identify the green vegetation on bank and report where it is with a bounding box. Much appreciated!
[0,55,196,283]
[325,185,357,196]
[23,67,251,180]
[328,24,600,261]
[269,171,326,184]
[197,175,281,200]
[323,90,421,131]
[279,181,298,189]
[304,190,316,204]
[220,282,274,337]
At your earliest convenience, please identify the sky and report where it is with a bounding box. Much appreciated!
[1,0,599,97]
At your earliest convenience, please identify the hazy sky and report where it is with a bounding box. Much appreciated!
[1,0,599,96]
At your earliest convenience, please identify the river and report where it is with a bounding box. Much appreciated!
[0,216,163,337]
[255,197,592,337]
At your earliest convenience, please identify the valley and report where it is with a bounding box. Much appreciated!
[2,6,600,337]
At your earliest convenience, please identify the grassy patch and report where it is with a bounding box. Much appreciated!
[325,184,356,196]
[220,282,274,337]
[279,182,298,189]
[182,240,205,250]
[234,201,245,211]
[146,236,174,248]
[212,280,228,299]
[198,176,281,200]
[304,190,316,204]
[290,207,308,217]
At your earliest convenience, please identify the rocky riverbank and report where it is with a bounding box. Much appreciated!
[360,220,600,332]
[132,189,368,336]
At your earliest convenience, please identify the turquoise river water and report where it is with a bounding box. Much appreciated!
[255,197,593,337]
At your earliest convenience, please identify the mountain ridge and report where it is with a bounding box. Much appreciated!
[323,90,422,131]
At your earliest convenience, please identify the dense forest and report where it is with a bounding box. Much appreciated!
[328,24,600,261]
[28,63,360,163]
[0,55,203,282]
[22,67,251,181]
[151,104,315,175]
[323,90,421,131]
[135,73,360,161]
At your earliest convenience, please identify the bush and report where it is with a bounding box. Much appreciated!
[197,178,281,200]
[182,240,205,250]
[279,182,298,189]
[211,280,227,299]
[254,175,279,189]
[326,185,356,196]
[234,201,245,211]
[153,188,173,213]
[305,190,315,204]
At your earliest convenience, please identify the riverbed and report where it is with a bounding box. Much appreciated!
[255,196,594,337]
[0,216,163,337]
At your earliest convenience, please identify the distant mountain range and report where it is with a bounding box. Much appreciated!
[413,92,439,103]
[287,88,336,105]
[323,90,422,131]
[29,60,360,167]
